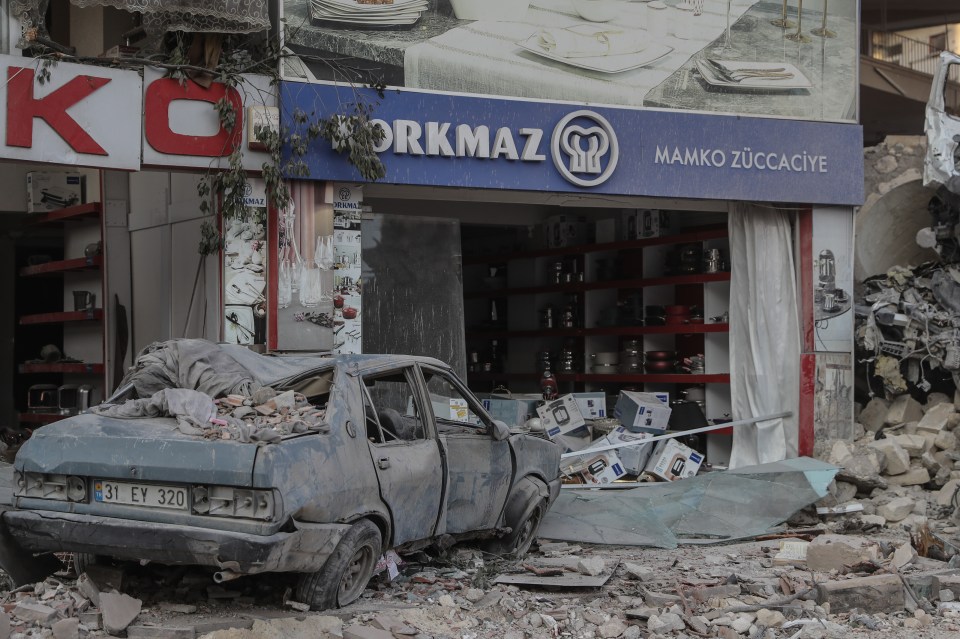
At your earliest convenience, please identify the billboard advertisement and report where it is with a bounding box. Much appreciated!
[282,0,858,123]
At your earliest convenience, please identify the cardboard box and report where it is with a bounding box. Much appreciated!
[570,451,627,485]
[27,172,84,213]
[573,392,607,419]
[601,426,656,474]
[615,391,672,433]
[622,209,670,239]
[481,397,533,427]
[545,214,588,248]
[537,395,591,452]
[644,439,704,481]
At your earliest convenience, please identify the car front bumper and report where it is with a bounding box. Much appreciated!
[3,510,349,574]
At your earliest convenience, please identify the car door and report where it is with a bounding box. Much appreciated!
[361,366,444,546]
[419,366,512,535]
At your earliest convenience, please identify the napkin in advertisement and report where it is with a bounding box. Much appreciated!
[536,26,646,58]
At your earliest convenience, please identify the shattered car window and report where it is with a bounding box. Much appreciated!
[362,370,426,442]
[422,369,485,427]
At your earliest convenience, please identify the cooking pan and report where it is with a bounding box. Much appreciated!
[644,359,676,373]
[665,316,689,325]
[645,350,676,361]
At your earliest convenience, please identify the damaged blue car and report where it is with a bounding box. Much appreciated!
[2,340,561,610]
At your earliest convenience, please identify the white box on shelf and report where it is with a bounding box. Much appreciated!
[545,214,588,248]
[622,209,670,239]
[644,439,704,481]
[27,172,85,213]
[615,391,672,433]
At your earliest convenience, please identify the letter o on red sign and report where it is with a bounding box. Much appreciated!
[144,79,243,157]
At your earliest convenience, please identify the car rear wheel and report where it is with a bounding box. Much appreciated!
[72,553,100,576]
[296,519,381,610]
[485,477,549,557]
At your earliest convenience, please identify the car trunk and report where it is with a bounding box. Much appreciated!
[16,414,259,486]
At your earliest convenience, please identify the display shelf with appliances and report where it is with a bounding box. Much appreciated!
[462,213,732,441]
[16,199,106,428]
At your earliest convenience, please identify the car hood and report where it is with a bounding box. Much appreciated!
[15,413,259,486]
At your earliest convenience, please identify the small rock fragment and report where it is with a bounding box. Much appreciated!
[52,618,79,639]
[100,592,142,635]
[577,557,606,576]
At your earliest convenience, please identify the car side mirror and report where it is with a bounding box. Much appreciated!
[491,420,510,441]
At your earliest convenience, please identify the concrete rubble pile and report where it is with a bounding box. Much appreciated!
[213,388,329,440]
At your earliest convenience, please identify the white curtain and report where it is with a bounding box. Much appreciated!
[11,0,269,39]
[728,203,801,468]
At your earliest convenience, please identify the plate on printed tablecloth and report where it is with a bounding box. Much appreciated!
[311,0,427,26]
[517,35,673,74]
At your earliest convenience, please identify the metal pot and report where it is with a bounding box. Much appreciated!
[644,359,676,373]
[645,350,677,361]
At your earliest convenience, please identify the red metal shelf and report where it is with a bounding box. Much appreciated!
[19,309,103,325]
[25,202,102,225]
[19,363,104,374]
[463,225,728,265]
[18,413,69,425]
[19,255,102,276]
[467,324,729,339]
[464,272,731,299]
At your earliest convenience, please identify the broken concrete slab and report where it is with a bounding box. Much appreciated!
[925,392,952,412]
[647,613,685,634]
[125,626,193,639]
[892,543,918,569]
[816,574,904,613]
[877,496,916,522]
[598,619,628,638]
[860,398,890,432]
[918,403,957,433]
[622,563,654,581]
[893,434,930,457]
[577,557,606,576]
[867,439,911,475]
[76,574,100,607]
[937,479,960,506]
[52,618,79,639]
[100,592,142,636]
[886,395,924,426]
[806,536,877,572]
[936,430,959,451]
[13,602,57,624]
[886,467,931,486]
[342,625,396,639]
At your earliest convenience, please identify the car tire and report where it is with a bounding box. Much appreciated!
[296,519,381,610]
[485,477,549,558]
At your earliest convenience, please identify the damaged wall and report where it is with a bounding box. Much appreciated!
[857,136,939,282]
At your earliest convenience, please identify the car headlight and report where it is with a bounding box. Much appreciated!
[191,486,275,521]
[17,472,86,503]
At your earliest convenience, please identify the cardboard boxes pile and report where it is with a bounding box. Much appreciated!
[537,390,703,484]
[27,171,86,213]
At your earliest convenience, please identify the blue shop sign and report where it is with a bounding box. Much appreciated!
[281,81,864,206]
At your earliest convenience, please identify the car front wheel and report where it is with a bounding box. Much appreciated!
[485,476,549,557]
[296,519,381,610]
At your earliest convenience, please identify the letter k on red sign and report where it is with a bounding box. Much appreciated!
[6,66,110,155]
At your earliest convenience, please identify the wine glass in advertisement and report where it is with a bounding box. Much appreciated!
[710,0,740,59]
[278,260,292,309]
[785,0,812,42]
[316,235,336,301]
[770,0,796,28]
[299,265,322,308]
[811,0,835,38]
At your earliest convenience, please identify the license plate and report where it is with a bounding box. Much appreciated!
[94,480,188,510]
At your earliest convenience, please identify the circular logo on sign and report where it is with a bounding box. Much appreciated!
[551,111,619,188]
[339,187,352,201]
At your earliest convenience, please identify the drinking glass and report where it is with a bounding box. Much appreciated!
[299,265,322,308]
[316,235,336,301]
[278,261,292,309]
[710,0,739,58]
[770,0,796,28]
[811,0,835,38]
[785,0,812,42]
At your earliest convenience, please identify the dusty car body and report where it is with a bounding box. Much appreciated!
[925,51,960,194]
[2,341,561,609]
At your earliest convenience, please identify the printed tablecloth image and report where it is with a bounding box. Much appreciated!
[283,0,858,123]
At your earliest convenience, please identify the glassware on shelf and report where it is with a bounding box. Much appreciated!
[299,264,322,308]
[785,0,812,42]
[278,260,293,309]
[315,235,336,302]
[770,0,796,28]
[281,202,304,293]
[811,0,835,38]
